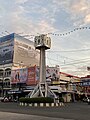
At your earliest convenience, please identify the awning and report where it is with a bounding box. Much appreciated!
[23,86,35,92]
[8,89,22,94]
[49,86,62,93]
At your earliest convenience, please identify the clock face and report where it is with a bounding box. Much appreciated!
[34,35,51,49]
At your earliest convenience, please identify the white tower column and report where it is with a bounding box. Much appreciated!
[40,47,46,83]
[28,34,57,100]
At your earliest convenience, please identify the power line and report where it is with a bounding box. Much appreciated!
[46,57,90,66]
[47,48,90,53]
[60,59,90,66]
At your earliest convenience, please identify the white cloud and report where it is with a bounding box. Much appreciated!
[70,0,88,13]
[84,14,90,24]
[38,20,56,33]
[52,0,90,26]
[15,0,28,4]
[6,1,57,35]
[69,0,90,26]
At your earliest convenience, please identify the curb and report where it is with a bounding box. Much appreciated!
[20,102,64,107]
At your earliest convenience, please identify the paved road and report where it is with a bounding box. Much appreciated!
[0,102,90,120]
[0,111,73,120]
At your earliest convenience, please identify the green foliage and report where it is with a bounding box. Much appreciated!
[19,97,54,103]
[59,97,64,102]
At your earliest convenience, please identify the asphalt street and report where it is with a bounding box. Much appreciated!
[0,111,73,120]
[0,102,90,120]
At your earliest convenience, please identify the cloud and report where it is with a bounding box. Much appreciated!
[84,14,90,24]
[69,0,90,26]
[6,0,57,34]
[37,20,56,33]
[52,0,90,26]
[70,0,88,13]
[1,0,90,34]
[15,0,28,4]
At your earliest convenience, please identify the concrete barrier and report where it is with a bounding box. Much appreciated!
[20,102,64,107]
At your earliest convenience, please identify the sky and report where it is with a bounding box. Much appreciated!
[0,0,90,77]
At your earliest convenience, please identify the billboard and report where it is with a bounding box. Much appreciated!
[11,68,28,84]
[11,66,60,85]
[26,66,60,84]
[0,34,14,65]
[31,66,60,82]
[26,66,37,85]
[46,67,60,82]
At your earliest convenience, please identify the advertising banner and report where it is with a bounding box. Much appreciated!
[11,69,20,84]
[11,66,60,85]
[34,66,60,82]
[46,67,60,82]
[0,34,14,65]
[26,66,60,84]
[26,66,36,85]
[11,68,28,84]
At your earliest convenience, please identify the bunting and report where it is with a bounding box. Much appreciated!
[47,26,90,36]
[1,26,90,38]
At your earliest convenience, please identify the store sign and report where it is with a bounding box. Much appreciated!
[80,80,90,86]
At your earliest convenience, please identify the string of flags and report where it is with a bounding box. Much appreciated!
[47,26,90,36]
[23,26,90,37]
[0,26,90,38]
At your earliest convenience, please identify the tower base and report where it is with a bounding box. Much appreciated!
[28,83,57,99]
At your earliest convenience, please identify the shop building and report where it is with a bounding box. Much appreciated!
[0,33,40,97]
[59,72,81,102]
[80,75,90,97]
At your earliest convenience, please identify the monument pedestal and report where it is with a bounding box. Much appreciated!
[28,82,57,98]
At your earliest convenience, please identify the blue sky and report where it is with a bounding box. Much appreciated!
[0,0,90,76]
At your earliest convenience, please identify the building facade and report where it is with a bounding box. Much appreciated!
[0,33,40,97]
[80,75,90,97]
[59,72,81,102]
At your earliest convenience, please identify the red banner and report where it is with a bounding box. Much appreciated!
[26,66,36,85]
